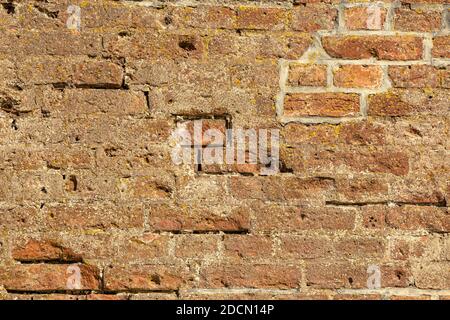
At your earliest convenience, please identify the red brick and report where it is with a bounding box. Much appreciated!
[386,206,449,233]
[368,89,449,116]
[236,7,288,30]
[199,264,302,289]
[12,239,82,262]
[18,57,123,87]
[253,204,356,232]
[394,8,442,32]
[322,36,423,60]
[284,93,360,117]
[433,36,450,58]
[413,262,450,289]
[291,4,337,32]
[284,147,409,176]
[224,235,273,261]
[333,238,385,259]
[42,203,144,231]
[334,65,383,88]
[288,63,327,87]
[230,176,335,203]
[305,262,411,289]
[171,6,236,29]
[344,7,387,30]
[208,32,312,60]
[0,264,100,291]
[41,89,148,117]
[279,236,332,259]
[282,121,385,146]
[147,203,250,232]
[104,265,190,291]
[174,235,219,259]
[389,65,449,88]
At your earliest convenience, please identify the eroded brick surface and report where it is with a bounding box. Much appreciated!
[0,0,448,301]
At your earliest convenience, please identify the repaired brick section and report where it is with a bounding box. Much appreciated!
[1,0,449,300]
[284,93,360,117]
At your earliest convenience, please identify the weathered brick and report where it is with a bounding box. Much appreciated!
[433,36,450,58]
[42,203,144,231]
[368,89,449,116]
[41,89,148,117]
[0,264,100,291]
[236,7,288,30]
[147,203,250,232]
[284,93,360,117]
[288,63,327,87]
[322,36,423,60]
[104,265,190,291]
[224,235,273,261]
[344,7,387,30]
[394,8,442,32]
[283,146,410,176]
[252,204,356,232]
[199,264,302,289]
[208,32,312,60]
[174,235,219,259]
[386,206,449,233]
[389,65,449,88]
[18,57,123,87]
[230,176,335,203]
[305,262,411,289]
[413,262,450,289]
[282,121,385,146]
[334,65,383,88]
[291,4,337,32]
[279,236,332,259]
[12,239,82,262]
[170,6,236,29]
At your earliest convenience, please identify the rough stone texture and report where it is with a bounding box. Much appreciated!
[0,0,449,301]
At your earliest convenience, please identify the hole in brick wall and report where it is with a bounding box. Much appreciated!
[164,15,173,25]
[11,119,18,130]
[1,2,15,15]
[41,187,48,194]
[396,271,404,280]
[65,175,78,192]
[178,38,197,51]
[348,277,354,285]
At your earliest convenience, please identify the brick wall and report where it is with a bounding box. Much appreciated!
[0,0,449,300]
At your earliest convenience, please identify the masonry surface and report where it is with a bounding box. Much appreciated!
[0,0,449,300]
